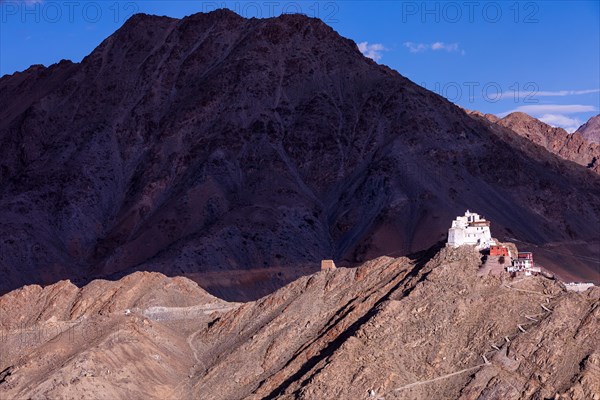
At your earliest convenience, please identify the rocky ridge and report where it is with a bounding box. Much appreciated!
[0,246,598,399]
[576,114,600,144]
[468,111,600,174]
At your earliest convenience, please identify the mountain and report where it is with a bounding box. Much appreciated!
[468,111,600,175]
[463,109,499,123]
[576,114,600,144]
[0,246,598,399]
[1,10,599,301]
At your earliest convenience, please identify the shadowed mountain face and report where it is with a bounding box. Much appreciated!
[0,10,599,300]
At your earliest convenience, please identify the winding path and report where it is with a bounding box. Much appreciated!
[393,363,489,392]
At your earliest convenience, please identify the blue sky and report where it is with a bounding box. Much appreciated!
[1,0,599,131]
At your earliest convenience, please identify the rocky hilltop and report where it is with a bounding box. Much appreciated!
[0,246,598,399]
[576,115,600,144]
[1,10,599,300]
[468,111,600,174]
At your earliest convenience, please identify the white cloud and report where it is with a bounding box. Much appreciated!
[404,41,463,54]
[403,42,427,53]
[505,104,597,115]
[431,42,459,52]
[357,41,387,61]
[493,88,600,101]
[537,114,582,133]
[498,104,597,132]
[535,89,600,97]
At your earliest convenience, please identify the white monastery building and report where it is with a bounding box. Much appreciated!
[447,210,494,250]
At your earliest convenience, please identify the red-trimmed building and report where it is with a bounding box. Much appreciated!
[507,252,538,275]
[515,252,534,267]
[490,245,509,257]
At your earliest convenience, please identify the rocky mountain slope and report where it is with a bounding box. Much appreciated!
[468,111,600,174]
[0,246,598,399]
[576,115,600,144]
[1,10,599,300]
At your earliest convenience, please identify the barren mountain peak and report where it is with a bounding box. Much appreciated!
[0,9,598,303]
[576,114,600,144]
[502,111,557,129]
[504,111,534,120]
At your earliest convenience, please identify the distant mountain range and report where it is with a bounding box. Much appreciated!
[0,10,599,300]
[467,111,600,175]
[576,114,600,144]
